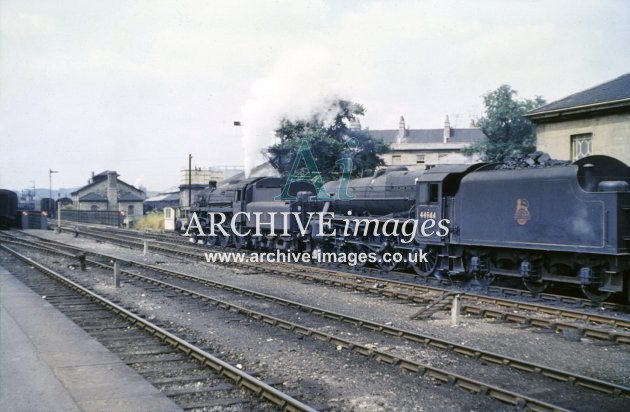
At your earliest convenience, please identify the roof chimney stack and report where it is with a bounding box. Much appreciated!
[397,116,406,144]
[107,171,118,211]
[443,115,451,143]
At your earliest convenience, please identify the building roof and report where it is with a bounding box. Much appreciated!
[71,170,143,196]
[369,128,484,144]
[79,192,107,202]
[145,192,180,203]
[118,191,145,202]
[527,73,630,119]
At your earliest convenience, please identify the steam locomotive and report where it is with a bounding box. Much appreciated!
[188,155,630,301]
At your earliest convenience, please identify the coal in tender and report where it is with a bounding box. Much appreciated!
[495,151,570,170]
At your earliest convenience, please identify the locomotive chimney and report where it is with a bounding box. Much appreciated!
[107,171,118,211]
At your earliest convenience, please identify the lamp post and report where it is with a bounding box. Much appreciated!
[49,169,58,216]
[188,154,192,212]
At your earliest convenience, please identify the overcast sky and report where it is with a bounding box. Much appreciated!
[1,0,629,192]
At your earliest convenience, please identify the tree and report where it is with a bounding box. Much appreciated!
[265,99,390,181]
[464,85,546,162]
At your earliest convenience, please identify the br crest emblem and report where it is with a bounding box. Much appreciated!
[514,198,530,225]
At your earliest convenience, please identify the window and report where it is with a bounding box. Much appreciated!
[392,155,402,164]
[416,155,425,164]
[571,133,592,160]
[127,205,134,215]
[90,205,98,211]
[429,183,439,203]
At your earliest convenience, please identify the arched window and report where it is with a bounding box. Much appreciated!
[90,205,98,211]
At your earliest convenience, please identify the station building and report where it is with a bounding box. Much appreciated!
[70,171,145,218]
[527,73,630,163]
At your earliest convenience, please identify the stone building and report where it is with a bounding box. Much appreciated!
[70,171,145,217]
[144,188,180,213]
[368,116,485,169]
[526,73,630,163]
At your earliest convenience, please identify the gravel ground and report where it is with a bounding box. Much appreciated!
[17,229,630,410]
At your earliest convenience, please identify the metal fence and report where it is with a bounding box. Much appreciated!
[59,210,123,226]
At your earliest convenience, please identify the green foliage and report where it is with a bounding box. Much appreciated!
[134,212,164,230]
[464,85,546,162]
[265,99,390,181]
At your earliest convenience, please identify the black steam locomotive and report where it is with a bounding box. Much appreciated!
[188,155,630,301]
[189,176,317,250]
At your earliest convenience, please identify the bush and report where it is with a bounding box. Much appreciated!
[134,212,164,230]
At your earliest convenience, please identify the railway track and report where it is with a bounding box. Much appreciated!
[33,226,630,346]
[57,223,630,308]
[3,232,630,410]
[89,224,630,307]
[0,243,315,412]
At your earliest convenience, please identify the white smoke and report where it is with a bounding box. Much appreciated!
[240,45,347,176]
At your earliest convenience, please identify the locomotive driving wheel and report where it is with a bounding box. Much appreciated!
[233,234,248,249]
[375,236,398,272]
[351,243,367,269]
[218,232,231,247]
[206,234,218,246]
[409,246,438,277]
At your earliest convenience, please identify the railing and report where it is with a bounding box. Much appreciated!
[59,209,123,226]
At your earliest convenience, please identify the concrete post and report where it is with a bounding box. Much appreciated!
[56,202,61,233]
[143,240,149,256]
[451,294,460,326]
[113,260,120,288]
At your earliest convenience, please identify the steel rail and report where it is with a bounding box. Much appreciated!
[74,261,573,410]
[0,243,317,412]
[103,256,630,400]
[57,225,629,312]
[18,229,630,343]
[6,236,626,403]
[77,224,629,311]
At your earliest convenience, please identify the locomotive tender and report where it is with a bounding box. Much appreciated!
[188,155,630,301]
[416,155,630,301]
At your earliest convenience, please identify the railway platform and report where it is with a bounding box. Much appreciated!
[0,264,181,412]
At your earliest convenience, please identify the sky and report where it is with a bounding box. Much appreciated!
[1,0,629,193]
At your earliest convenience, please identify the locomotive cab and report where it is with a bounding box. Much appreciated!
[415,163,485,245]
